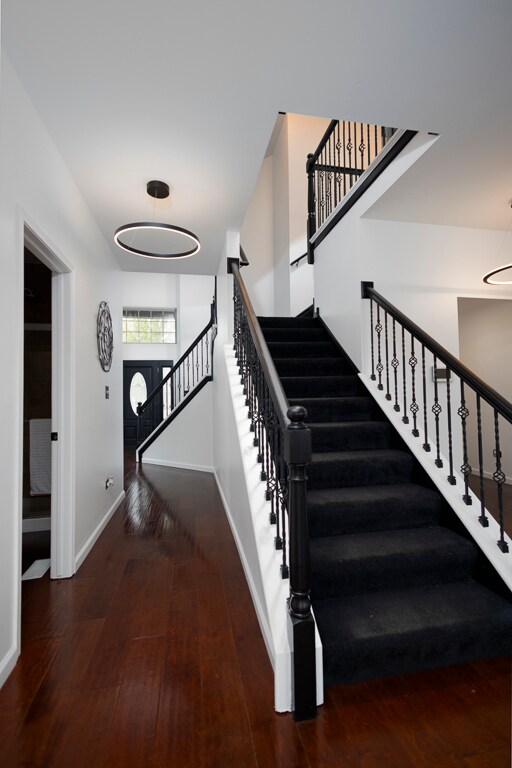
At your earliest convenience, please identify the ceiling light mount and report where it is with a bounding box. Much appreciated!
[147,179,169,199]
[114,179,200,260]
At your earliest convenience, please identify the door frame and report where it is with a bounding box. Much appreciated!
[23,219,76,579]
[123,359,173,448]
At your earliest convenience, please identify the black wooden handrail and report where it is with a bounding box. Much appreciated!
[232,262,289,428]
[290,252,308,268]
[138,314,214,415]
[135,279,217,457]
[231,261,316,721]
[363,282,511,553]
[363,284,512,422]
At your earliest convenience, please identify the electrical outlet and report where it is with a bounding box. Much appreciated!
[105,476,114,489]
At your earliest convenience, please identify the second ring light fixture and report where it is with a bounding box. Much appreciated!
[114,180,201,260]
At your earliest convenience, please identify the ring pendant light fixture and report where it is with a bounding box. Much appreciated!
[482,203,512,284]
[114,180,201,260]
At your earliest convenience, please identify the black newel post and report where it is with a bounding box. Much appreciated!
[306,153,316,265]
[285,405,316,721]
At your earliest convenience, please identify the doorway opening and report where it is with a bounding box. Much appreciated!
[22,249,52,577]
[22,223,75,581]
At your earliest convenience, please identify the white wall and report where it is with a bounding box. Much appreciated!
[143,381,213,472]
[240,156,275,316]
[178,274,216,354]
[0,54,124,686]
[241,113,329,317]
[272,117,290,316]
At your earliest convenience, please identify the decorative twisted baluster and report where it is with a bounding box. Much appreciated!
[384,311,391,401]
[458,381,472,505]
[432,357,443,467]
[493,410,509,552]
[391,319,400,412]
[409,338,419,437]
[476,394,488,527]
[421,345,431,452]
[401,327,409,424]
[375,305,383,390]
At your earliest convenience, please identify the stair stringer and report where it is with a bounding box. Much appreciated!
[359,372,512,593]
[215,345,324,712]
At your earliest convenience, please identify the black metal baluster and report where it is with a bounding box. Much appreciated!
[327,132,332,218]
[421,345,430,452]
[493,410,509,552]
[401,327,409,424]
[476,394,488,527]
[342,121,347,196]
[432,357,443,467]
[409,337,419,437]
[391,318,400,411]
[267,399,277,522]
[375,304,383,390]
[274,426,284,555]
[446,367,456,484]
[384,311,391,401]
[369,299,376,381]
[334,121,340,208]
[458,381,472,504]
[347,122,353,189]
[279,426,289,579]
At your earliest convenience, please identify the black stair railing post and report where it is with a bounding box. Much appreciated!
[306,153,316,264]
[285,405,316,722]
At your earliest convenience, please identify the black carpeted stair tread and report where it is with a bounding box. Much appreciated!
[281,375,360,398]
[307,484,442,537]
[288,396,375,422]
[309,421,391,452]
[314,581,512,685]
[261,327,330,343]
[258,316,319,328]
[310,526,478,598]
[274,358,353,376]
[267,341,338,358]
[309,449,414,489]
[261,313,512,689]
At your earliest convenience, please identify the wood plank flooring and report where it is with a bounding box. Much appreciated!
[0,454,510,767]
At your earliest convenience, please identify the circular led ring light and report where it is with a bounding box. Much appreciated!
[114,222,201,260]
[482,264,512,285]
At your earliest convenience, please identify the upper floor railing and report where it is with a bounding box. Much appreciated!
[135,279,217,461]
[307,121,417,262]
[362,282,512,554]
[229,256,316,721]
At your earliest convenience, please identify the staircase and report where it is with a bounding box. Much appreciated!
[259,314,512,687]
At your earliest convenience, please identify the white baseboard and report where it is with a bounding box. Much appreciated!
[75,490,125,571]
[23,516,51,533]
[0,644,19,689]
[141,457,214,473]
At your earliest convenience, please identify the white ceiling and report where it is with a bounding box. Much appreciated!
[3,0,512,274]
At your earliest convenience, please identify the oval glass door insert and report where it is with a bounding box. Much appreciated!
[130,372,147,415]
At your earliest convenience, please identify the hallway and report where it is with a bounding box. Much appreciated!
[0,455,510,767]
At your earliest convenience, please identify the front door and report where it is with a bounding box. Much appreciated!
[123,360,172,448]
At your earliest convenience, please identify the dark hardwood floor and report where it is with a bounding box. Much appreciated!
[0,453,510,767]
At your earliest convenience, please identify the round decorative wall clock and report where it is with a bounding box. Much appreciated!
[97,301,113,371]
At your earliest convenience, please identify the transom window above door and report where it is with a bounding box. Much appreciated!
[122,308,177,344]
